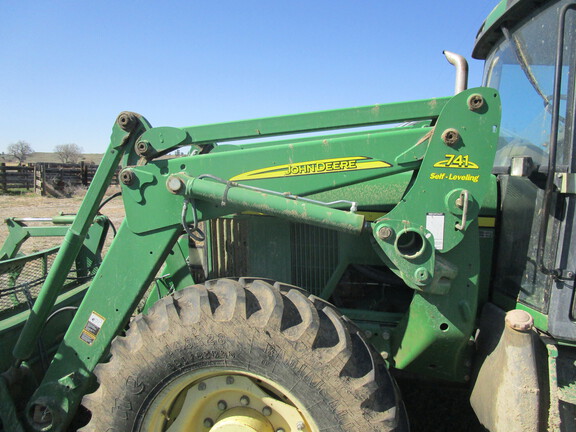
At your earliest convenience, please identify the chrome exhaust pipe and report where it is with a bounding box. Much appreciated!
[444,50,468,94]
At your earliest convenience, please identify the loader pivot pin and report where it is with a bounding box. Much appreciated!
[119,169,135,186]
[441,128,460,146]
[167,175,184,193]
[116,111,138,132]
[467,94,485,111]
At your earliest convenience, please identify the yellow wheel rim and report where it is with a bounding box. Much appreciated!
[140,370,317,432]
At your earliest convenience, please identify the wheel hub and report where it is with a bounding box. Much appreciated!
[142,373,312,431]
[211,407,274,432]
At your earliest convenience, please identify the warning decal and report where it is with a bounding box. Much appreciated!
[80,311,106,345]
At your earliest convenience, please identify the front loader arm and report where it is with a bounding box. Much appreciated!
[22,89,499,431]
[11,113,149,366]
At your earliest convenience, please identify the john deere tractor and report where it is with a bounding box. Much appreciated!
[1,0,575,430]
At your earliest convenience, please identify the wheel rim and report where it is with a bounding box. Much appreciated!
[140,370,317,432]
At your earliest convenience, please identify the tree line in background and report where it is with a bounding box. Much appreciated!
[5,141,84,164]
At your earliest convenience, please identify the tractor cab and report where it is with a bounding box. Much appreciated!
[475,0,576,367]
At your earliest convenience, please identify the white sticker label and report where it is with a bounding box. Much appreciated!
[81,311,106,345]
[426,213,445,250]
[88,313,105,328]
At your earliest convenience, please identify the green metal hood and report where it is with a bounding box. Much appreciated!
[473,0,551,59]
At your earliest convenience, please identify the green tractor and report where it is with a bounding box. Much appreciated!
[1,0,575,430]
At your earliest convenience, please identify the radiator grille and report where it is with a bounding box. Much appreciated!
[290,224,338,296]
[208,218,248,279]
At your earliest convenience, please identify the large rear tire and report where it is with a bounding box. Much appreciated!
[81,278,407,431]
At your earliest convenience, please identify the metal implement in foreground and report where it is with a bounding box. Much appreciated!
[1,0,576,430]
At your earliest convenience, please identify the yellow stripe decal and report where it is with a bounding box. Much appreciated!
[230,157,391,181]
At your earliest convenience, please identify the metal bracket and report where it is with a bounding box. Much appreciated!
[555,172,576,194]
[455,190,469,231]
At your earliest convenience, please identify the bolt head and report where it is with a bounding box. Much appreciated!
[377,226,393,240]
[198,382,206,391]
[116,111,138,132]
[297,421,305,430]
[203,417,214,428]
[414,267,430,285]
[218,400,227,410]
[467,93,485,111]
[135,140,150,156]
[262,406,272,416]
[119,169,134,186]
[441,128,460,146]
[226,376,235,385]
[31,404,53,426]
[240,395,250,406]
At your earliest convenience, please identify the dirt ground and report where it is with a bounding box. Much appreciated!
[0,190,486,431]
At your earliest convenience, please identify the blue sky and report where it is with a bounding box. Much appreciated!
[0,1,498,154]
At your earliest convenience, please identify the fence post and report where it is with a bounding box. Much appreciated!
[36,163,47,196]
[0,163,6,192]
[80,161,88,186]
[25,163,30,190]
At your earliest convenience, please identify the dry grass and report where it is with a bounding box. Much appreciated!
[0,186,125,255]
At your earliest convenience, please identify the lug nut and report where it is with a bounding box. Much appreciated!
[226,376,235,385]
[218,400,227,410]
[262,406,272,416]
[203,417,214,428]
[240,395,250,406]
[297,421,305,430]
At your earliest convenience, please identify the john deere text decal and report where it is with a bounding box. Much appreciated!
[230,157,391,181]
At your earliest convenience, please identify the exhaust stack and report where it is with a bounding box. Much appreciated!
[444,50,469,94]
